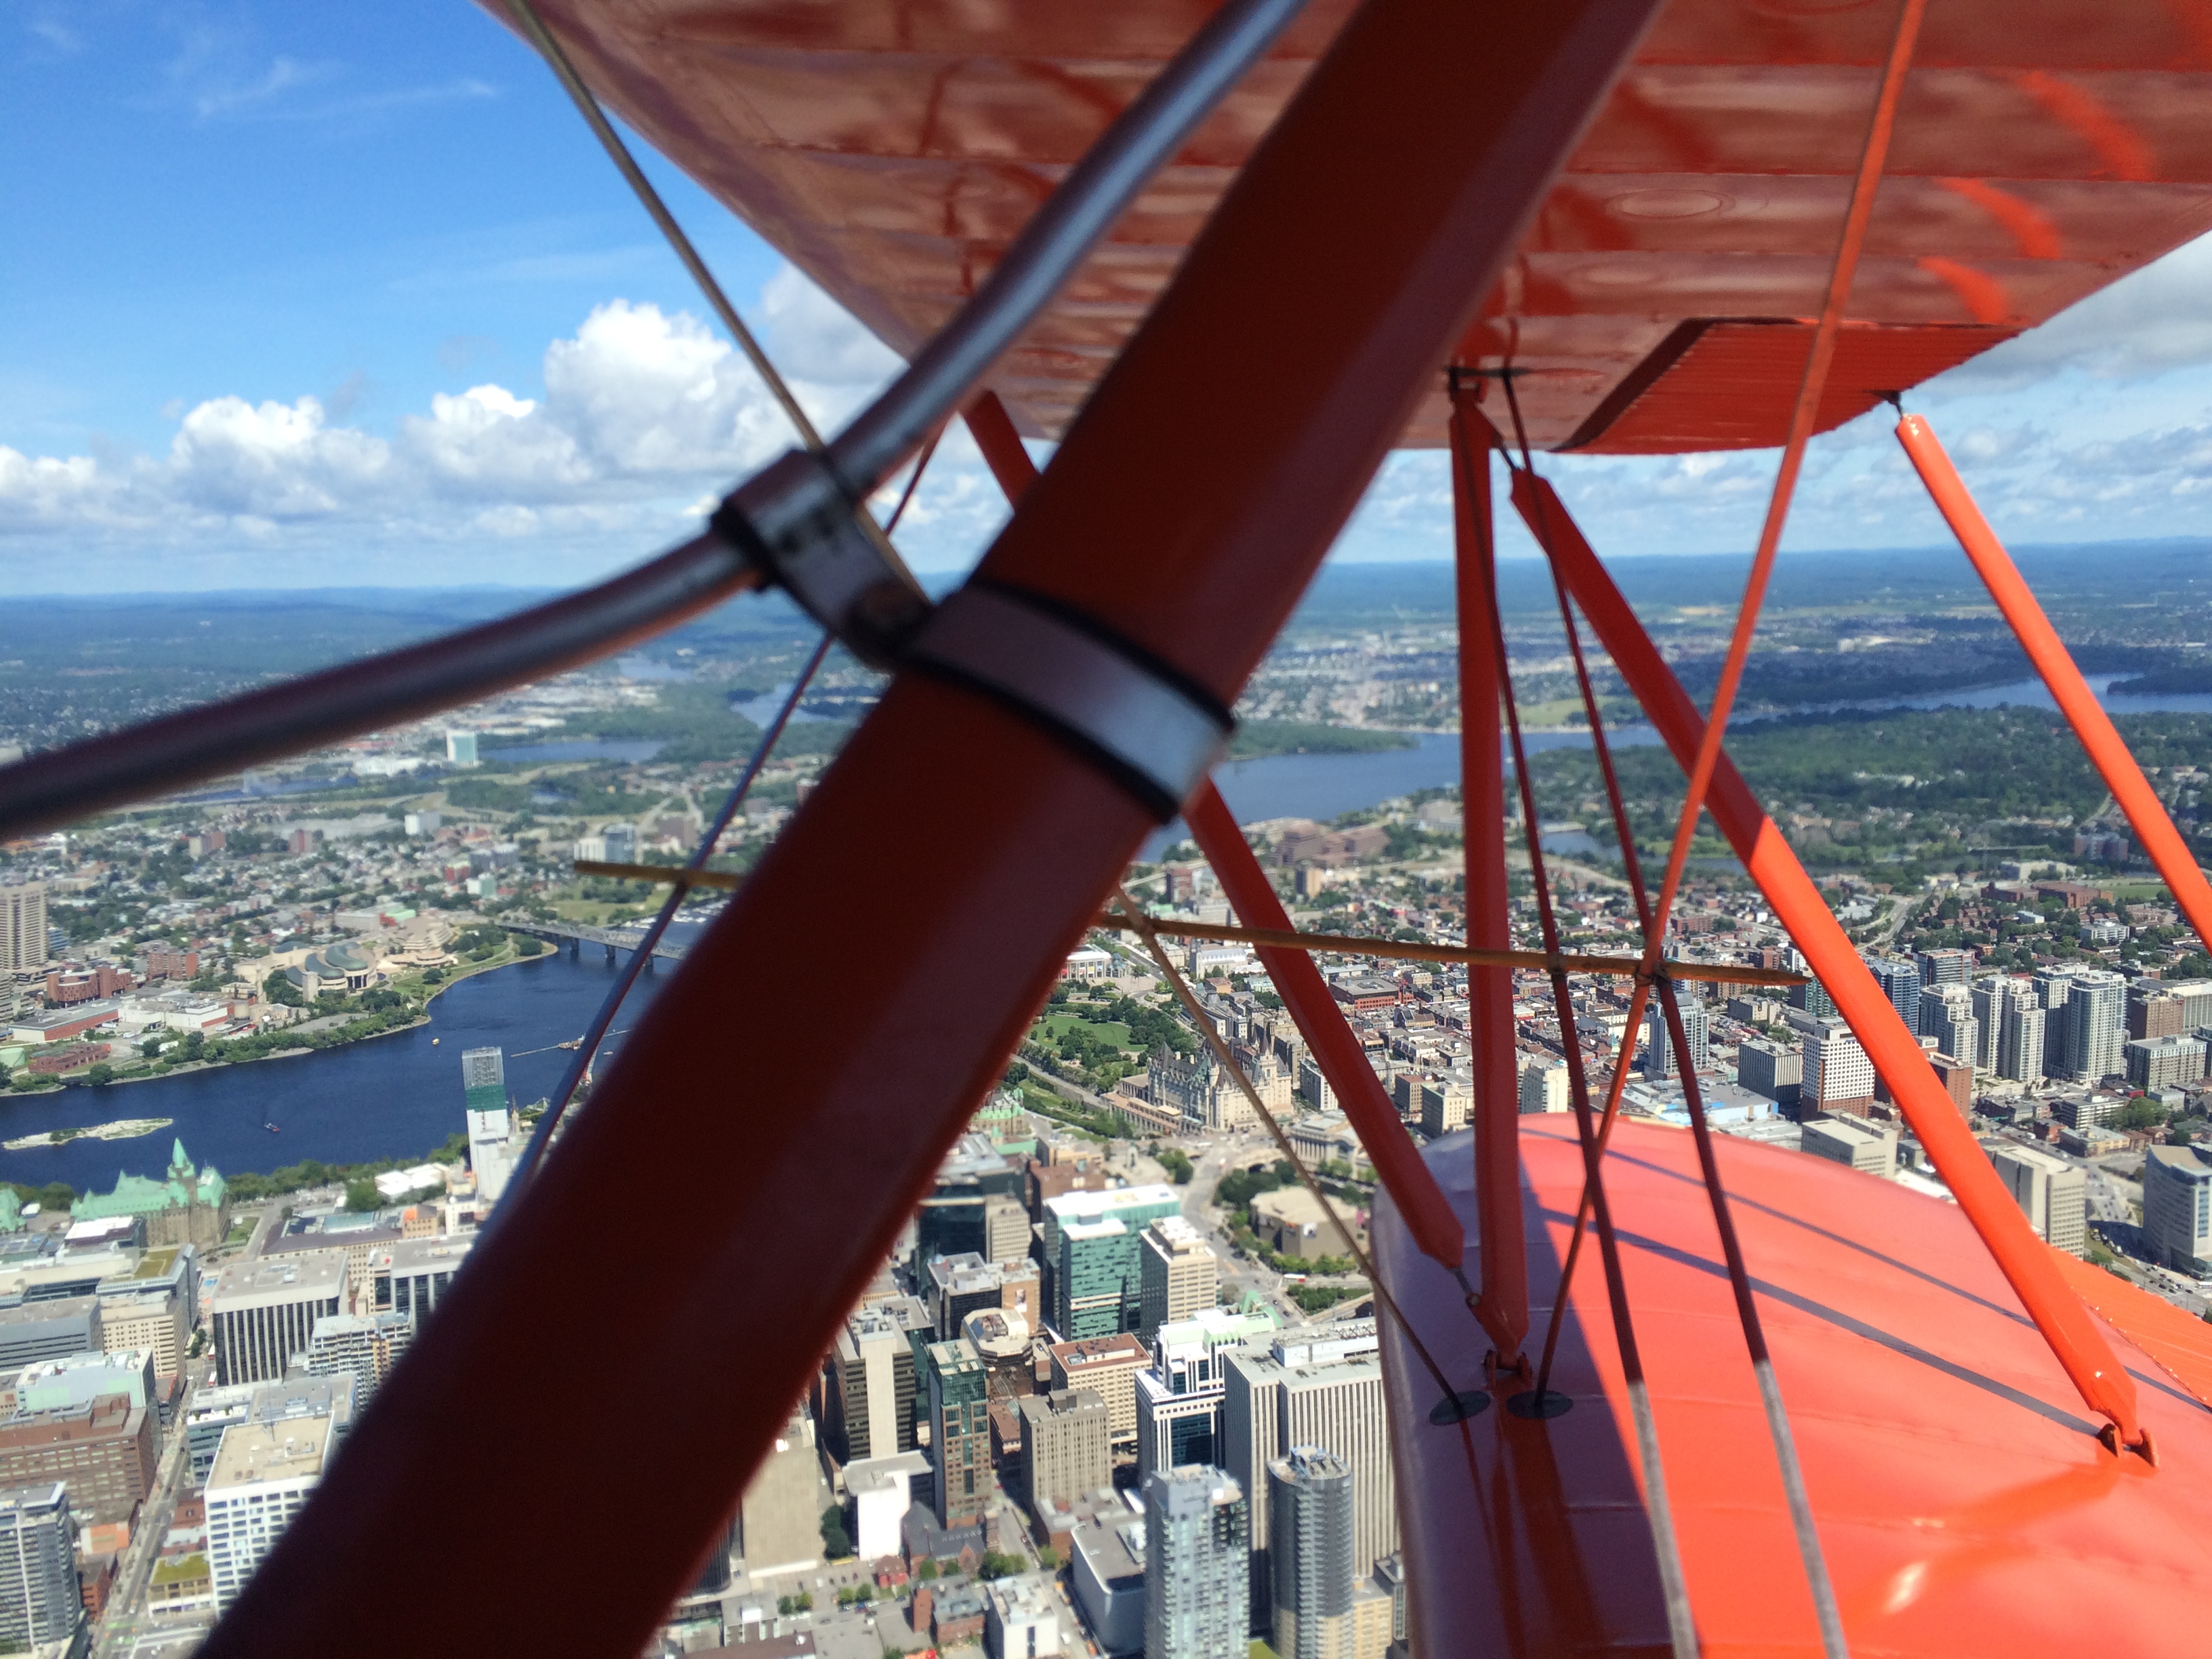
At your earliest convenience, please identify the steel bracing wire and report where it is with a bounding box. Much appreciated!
[1516,453,1848,1655]
[1632,0,1927,972]
[0,0,1306,842]
[497,432,943,1205]
[1450,421,1699,1658]
[502,0,826,455]
[501,0,924,597]
[1110,888,1481,1414]
[499,632,835,1206]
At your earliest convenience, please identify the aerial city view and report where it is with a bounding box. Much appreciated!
[15,0,2212,1656]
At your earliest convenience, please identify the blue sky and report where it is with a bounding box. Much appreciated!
[9,1,2212,592]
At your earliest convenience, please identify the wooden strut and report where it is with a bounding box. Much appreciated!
[965,391,1471,1279]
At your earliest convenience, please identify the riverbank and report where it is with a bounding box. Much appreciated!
[0,941,684,1192]
[5,938,543,1097]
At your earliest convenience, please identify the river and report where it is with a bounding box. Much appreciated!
[0,941,698,1193]
[1138,728,1662,859]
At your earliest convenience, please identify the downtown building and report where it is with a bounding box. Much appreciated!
[2126,1034,2208,1092]
[0,1391,157,1526]
[0,1483,79,1650]
[205,1409,340,1612]
[1268,1448,1393,1659]
[181,1376,356,1490]
[1136,1309,1279,1487]
[1863,956,1921,1036]
[210,1252,347,1386]
[306,1312,413,1404]
[1040,1185,1183,1339]
[826,1298,932,1462]
[1639,996,1709,1080]
[1222,1322,1395,1634]
[926,1337,994,1530]
[1018,1388,1111,1536]
[1802,1020,1877,1115]
[1919,986,1980,1081]
[1138,1216,1217,1342]
[2056,969,2129,1084]
[1989,1143,2087,1256]
[1144,1465,1248,1659]
[2144,1144,2212,1274]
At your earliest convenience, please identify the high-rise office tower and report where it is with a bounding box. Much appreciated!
[209,1253,347,1387]
[1788,977,1836,1020]
[1803,1021,1876,1112]
[1144,1466,1249,1659]
[1736,1036,1802,1108]
[1641,995,1708,1080]
[1019,1389,1111,1515]
[1268,1448,1393,1659]
[926,1337,994,1528]
[0,1483,79,1650]
[1922,986,1979,1076]
[829,1301,928,1462]
[983,1194,1031,1268]
[2061,970,2127,1083]
[1996,981,2046,1085]
[1139,1216,1218,1341]
[0,884,46,972]
[1043,1185,1183,1338]
[1222,1323,1393,1633]
[1864,957,1921,1036]
[1136,1309,1279,1484]
[205,1410,339,1612]
[1914,947,1973,990]
[2144,1145,2212,1273]
[461,1048,518,1202]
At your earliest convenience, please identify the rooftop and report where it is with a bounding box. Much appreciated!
[1042,1185,1179,1224]
[1050,1333,1147,1369]
[211,1252,347,1306]
[207,1414,335,1492]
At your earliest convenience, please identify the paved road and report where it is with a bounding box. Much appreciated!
[1176,1133,1298,1320]
[95,1372,203,1658]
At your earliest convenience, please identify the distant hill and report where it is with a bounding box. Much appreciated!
[1291,539,2212,626]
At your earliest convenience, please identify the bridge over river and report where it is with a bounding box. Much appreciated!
[504,920,690,963]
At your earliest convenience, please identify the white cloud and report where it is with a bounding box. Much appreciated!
[1943,231,2212,386]
[22,230,2212,593]
[0,268,1021,587]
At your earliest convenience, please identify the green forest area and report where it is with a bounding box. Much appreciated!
[1524,708,2212,877]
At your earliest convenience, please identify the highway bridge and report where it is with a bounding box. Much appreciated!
[503,919,690,963]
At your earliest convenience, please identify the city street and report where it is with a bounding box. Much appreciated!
[94,1366,204,1659]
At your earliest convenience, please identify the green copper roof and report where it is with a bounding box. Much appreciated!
[73,1143,223,1220]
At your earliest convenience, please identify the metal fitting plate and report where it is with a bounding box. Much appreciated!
[905,581,1233,821]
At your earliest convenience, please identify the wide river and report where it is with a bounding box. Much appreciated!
[0,943,687,1193]
[5,672,2201,1189]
